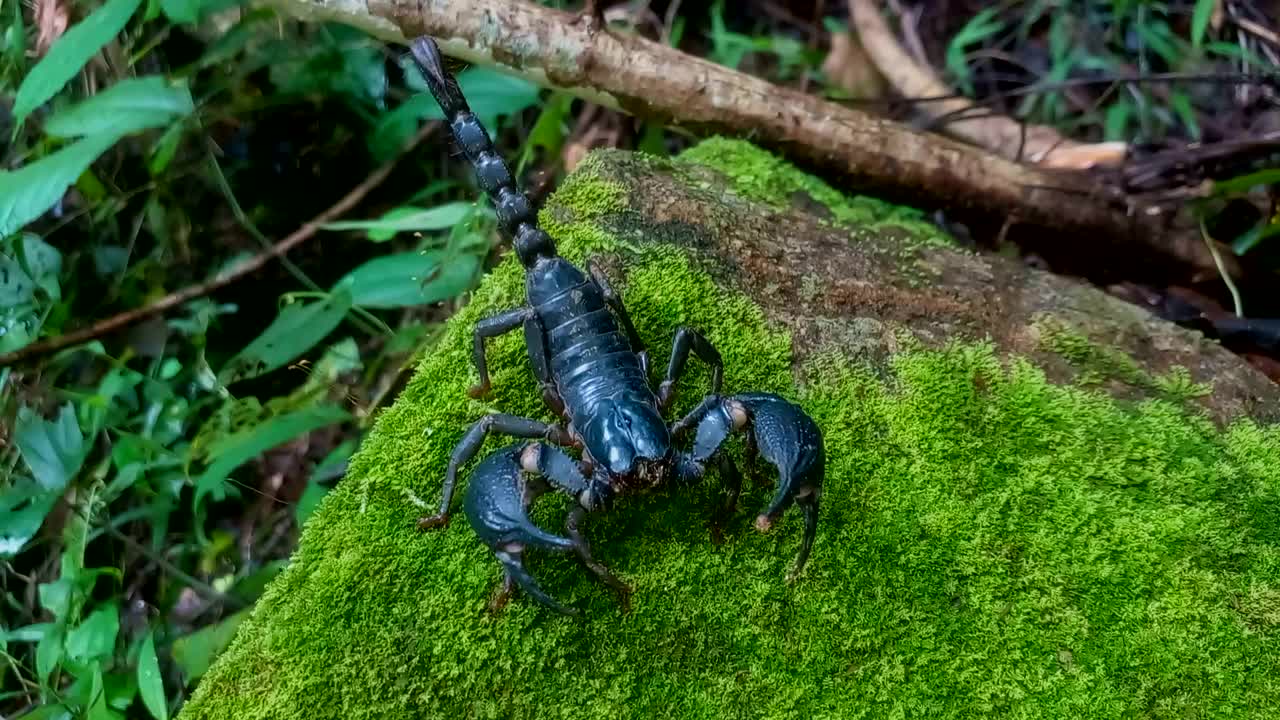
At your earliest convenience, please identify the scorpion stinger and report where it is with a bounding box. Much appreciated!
[408,35,825,615]
[409,37,555,269]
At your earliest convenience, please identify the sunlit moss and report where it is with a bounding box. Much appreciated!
[178,140,1280,720]
[677,136,954,249]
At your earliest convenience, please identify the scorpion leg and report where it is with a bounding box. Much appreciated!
[658,327,724,411]
[418,414,572,530]
[587,259,649,379]
[672,395,740,543]
[523,312,565,417]
[566,505,632,611]
[494,546,578,616]
[467,307,530,398]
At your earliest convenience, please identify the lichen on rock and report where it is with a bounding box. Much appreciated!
[178,139,1280,720]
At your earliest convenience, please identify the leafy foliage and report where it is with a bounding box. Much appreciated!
[11,0,142,126]
[0,3,544,718]
[940,1,1268,144]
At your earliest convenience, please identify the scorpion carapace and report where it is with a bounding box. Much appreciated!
[408,36,826,616]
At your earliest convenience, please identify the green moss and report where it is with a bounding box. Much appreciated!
[180,144,1280,720]
[538,153,631,257]
[677,136,954,249]
[1033,315,1213,404]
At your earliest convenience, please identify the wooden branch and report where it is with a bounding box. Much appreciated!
[263,0,1233,282]
[0,123,438,369]
[848,0,1127,169]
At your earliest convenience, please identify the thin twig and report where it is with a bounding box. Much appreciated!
[1199,217,1244,318]
[202,143,390,338]
[102,525,249,611]
[0,122,439,368]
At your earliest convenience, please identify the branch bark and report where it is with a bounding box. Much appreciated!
[271,0,1233,282]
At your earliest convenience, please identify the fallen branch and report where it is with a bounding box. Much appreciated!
[848,0,1127,169]
[0,122,438,368]
[272,0,1235,284]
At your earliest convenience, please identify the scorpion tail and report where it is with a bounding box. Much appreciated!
[409,37,557,269]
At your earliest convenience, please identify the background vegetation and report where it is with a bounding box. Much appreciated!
[1,1,1277,718]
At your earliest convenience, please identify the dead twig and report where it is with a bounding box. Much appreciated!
[102,524,249,611]
[848,0,1126,168]
[0,122,439,369]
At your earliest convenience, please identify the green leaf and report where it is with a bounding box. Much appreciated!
[194,405,350,507]
[378,62,540,161]
[335,251,480,308]
[86,665,121,720]
[295,483,330,527]
[12,0,144,127]
[38,577,75,621]
[171,609,250,684]
[1169,91,1200,141]
[517,92,573,174]
[1135,20,1181,65]
[0,476,63,558]
[18,233,62,299]
[16,403,86,492]
[1191,0,1214,48]
[36,622,64,682]
[217,288,353,385]
[65,605,119,663]
[0,133,122,237]
[0,253,34,306]
[44,76,194,138]
[945,8,1004,94]
[321,202,476,241]
[103,669,138,711]
[137,630,167,720]
[295,440,356,526]
[2,0,25,68]
[1213,168,1280,195]
[400,62,539,127]
[148,120,185,176]
[1104,101,1131,142]
[160,0,206,24]
[4,623,52,643]
[1231,219,1280,255]
[19,705,73,720]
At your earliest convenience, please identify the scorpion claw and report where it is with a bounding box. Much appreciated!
[458,444,627,615]
[687,393,825,580]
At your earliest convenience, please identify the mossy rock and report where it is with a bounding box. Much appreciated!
[179,139,1280,719]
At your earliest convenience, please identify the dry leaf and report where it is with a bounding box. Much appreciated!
[30,0,70,58]
[821,31,887,100]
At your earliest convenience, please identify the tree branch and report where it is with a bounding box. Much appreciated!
[267,0,1233,283]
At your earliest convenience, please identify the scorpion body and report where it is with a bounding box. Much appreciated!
[409,37,825,615]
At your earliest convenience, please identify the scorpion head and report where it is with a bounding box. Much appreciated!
[579,401,672,490]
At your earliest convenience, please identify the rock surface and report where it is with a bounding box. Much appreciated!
[178,140,1280,720]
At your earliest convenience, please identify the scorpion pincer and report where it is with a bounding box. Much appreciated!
[408,36,826,615]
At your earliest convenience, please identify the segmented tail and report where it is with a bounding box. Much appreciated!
[409,37,556,268]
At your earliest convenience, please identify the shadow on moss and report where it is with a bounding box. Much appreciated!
[179,142,1280,720]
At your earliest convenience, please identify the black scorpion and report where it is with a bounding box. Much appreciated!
[409,37,825,615]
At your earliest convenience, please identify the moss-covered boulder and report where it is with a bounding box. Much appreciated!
[179,140,1280,719]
